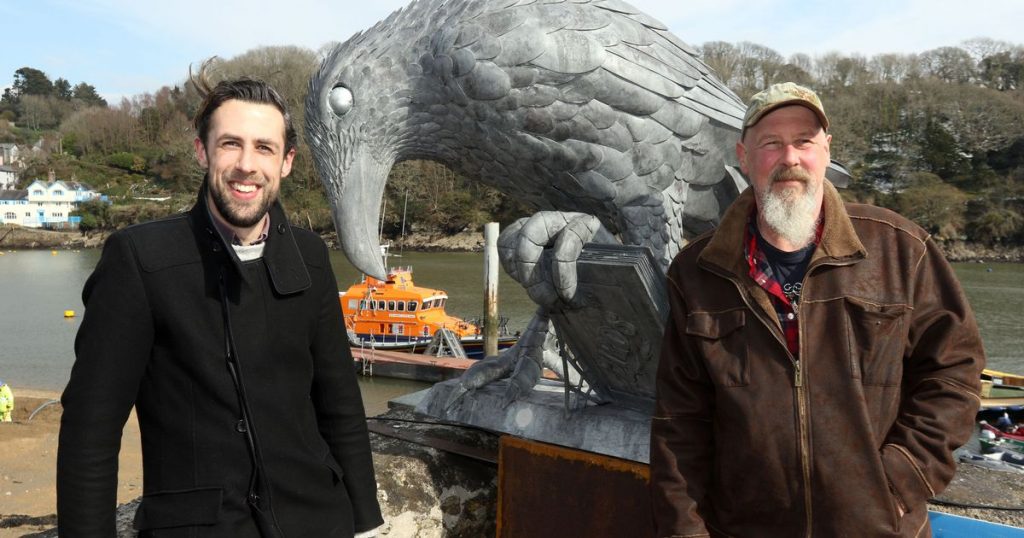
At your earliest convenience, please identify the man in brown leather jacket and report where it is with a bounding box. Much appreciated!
[649,82,985,538]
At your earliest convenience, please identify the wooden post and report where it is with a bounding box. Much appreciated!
[484,222,499,358]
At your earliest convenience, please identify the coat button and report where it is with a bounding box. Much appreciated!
[235,419,247,433]
[212,243,221,253]
[277,223,287,234]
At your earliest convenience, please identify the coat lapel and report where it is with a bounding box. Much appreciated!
[189,183,312,296]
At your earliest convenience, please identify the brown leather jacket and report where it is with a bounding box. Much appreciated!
[650,182,984,538]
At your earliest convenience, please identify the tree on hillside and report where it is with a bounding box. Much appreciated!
[12,67,53,97]
[919,47,976,84]
[980,50,1024,91]
[817,52,872,89]
[60,104,135,155]
[72,83,107,107]
[918,116,970,180]
[701,41,741,88]
[894,172,968,239]
[19,94,58,130]
[868,53,915,83]
[961,38,1016,68]
[54,78,73,100]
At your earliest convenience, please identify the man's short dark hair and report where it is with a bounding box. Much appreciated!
[190,59,297,153]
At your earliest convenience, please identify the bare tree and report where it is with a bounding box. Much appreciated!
[20,94,56,130]
[700,41,741,87]
[919,47,976,84]
[868,53,915,83]
[960,37,1014,66]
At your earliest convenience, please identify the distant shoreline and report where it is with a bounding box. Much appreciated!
[2,226,1022,263]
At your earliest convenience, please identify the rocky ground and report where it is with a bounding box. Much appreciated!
[0,227,107,250]
[941,241,1024,263]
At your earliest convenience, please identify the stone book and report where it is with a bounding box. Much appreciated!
[548,243,669,414]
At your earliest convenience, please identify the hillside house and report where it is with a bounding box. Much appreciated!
[0,179,104,229]
[0,165,16,189]
[0,143,20,167]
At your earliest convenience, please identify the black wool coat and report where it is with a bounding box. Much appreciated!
[57,189,383,537]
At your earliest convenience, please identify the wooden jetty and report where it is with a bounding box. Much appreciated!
[351,347,558,384]
[351,346,476,383]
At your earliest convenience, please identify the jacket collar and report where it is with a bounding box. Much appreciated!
[189,183,311,295]
[698,180,866,278]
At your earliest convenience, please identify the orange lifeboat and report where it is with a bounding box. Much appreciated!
[339,266,478,350]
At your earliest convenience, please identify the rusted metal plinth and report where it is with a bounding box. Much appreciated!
[497,436,653,538]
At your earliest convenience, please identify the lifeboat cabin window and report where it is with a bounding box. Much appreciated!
[397,301,405,311]
[358,300,367,310]
[391,324,404,335]
[388,300,396,311]
[439,298,446,308]
[408,301,417,312]
[421,301,430,310]
[348,299,358,311]
[422,326,430,336]
[377,300,386,311]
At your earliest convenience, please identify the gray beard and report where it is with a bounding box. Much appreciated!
[757,182,820,248]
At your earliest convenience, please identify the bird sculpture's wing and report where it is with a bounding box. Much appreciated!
[429,0,748,261]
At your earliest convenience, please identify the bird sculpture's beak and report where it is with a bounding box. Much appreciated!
[332,150,389,280]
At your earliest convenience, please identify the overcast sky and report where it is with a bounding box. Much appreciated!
[3,0,1022,102]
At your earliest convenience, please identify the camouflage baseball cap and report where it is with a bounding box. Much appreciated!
[742,82,828,134]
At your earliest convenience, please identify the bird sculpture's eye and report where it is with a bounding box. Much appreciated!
[328,86,354,116]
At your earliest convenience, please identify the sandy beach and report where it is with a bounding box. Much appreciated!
[0,391,142,537]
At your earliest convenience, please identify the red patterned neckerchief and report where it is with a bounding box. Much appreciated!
[744,213,823,358]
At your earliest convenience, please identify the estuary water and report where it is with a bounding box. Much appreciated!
[1,248,1021,412]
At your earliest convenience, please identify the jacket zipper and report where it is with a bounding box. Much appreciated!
[793,256,860,537]
[704,255,858,537]
[219,269,286,537]
[796,268,812,538]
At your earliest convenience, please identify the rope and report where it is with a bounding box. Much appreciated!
[929,498,1024,512]
[28,399,61,421]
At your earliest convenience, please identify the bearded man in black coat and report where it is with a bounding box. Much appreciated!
[57,72,384,537]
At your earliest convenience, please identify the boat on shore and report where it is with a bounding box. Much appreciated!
[338,256,516,359]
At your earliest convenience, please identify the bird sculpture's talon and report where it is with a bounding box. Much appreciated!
[501,382,523,409]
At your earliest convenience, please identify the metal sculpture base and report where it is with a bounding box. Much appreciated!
[415,378,652,463]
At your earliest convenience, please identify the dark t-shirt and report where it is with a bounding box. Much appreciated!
[755,228,815,306]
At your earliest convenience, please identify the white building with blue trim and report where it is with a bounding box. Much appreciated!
[0,178,105,229]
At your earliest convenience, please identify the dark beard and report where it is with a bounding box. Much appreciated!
[209,182,272,228]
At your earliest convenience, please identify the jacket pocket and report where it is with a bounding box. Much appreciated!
[133,487,223,530]
[322,449,345,486]
[685,309,748,387]
[845,297,907,386]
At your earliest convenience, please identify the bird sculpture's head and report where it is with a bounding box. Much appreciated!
[307,0,510,278]
[306,5,426,279]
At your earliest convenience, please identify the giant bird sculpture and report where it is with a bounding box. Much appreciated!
[306,0,750,407]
